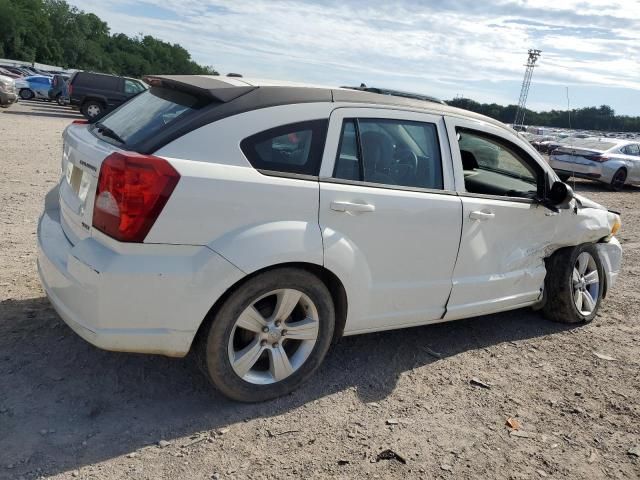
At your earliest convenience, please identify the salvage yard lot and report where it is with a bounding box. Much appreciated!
[1,100,639,480]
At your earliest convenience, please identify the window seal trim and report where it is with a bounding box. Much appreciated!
[256,169,319,182]
[319,176,456,196]
[457,191,537,204]
[320,176,538,204]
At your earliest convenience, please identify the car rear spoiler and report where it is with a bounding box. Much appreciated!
[143,75,256,103]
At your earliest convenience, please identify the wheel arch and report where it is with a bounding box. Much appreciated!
[191,261,349,354]
[81,96,108,108]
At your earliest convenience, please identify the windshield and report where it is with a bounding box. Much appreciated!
[95,87,212,146]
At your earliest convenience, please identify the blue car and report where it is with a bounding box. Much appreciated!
[15,75,52,100]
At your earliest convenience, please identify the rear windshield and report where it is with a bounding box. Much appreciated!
[560,139,618,151]
[94,87,212,146]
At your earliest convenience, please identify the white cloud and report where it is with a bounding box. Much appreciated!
[69,0,640,113]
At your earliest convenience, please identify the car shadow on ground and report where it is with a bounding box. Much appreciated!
[0,295,576,477]
[1,110,82,120]
[565,178,640,195]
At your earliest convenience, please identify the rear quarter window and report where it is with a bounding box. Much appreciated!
[240,120,328,176]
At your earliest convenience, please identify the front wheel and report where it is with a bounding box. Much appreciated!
[197,268,335,402]
[543,244,604,323]
[19,89,34,100]
[81,100,103,119]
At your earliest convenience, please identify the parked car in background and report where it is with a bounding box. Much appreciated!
[0,65,29,77]
[37,76,623,402]
[48,74,70,105]
[15,75,52,100]
[0,74,18,107]
[68,71,148,118]
[549,138,640,190]
[0,67,21,79]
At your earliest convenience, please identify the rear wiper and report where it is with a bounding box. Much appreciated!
[94,121,125,144]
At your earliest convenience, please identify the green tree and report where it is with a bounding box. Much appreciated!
[447,98,640,133]
[0,0,218,77]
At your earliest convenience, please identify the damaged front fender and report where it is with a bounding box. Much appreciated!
[445,194,621,320]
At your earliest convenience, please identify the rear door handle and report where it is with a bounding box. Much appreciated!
[330,201,376,213]
[469,210,495,221]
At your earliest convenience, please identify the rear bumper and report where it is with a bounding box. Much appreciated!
[37,187,245,357]
[549,157,603,179]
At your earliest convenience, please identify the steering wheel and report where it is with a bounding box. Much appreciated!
[392,148,418,181]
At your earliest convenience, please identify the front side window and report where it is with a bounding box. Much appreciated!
[240,120,328,176]
[334,118,444,190]
[457,129,540,198]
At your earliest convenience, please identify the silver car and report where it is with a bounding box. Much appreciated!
[548,138,640,190]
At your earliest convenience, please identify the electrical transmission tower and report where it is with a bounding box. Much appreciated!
[513,49,541,129]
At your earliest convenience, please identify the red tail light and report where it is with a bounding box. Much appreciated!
[72,119,88,124]
[585,154,609,163]
[68,84,73,96]
[92,152,180,242]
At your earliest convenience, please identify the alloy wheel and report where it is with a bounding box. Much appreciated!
[227,288,320,385]
[572,252,600,316]
[87,104,101,118]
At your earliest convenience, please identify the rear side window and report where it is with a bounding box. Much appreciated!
[622,144,640,156]
[334,118,444,190]
[94,87,213,146]
[75,73,119,90]
[240,120,328,176]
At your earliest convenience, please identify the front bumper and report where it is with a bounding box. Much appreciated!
[597,237,622,295]
[37,187,245,357]
[0,90,17,106]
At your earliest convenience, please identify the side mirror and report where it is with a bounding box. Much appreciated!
[548,180,574,208]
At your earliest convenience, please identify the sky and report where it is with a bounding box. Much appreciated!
[70,0,640,115]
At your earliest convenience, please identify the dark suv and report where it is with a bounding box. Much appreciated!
[68,71,147,118]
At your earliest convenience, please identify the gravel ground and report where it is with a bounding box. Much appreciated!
[1,100,639,480]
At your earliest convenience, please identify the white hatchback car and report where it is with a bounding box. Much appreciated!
[38,76,623,402]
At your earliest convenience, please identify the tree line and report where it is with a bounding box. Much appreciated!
[446,98,639,133]
[0,0,217,77]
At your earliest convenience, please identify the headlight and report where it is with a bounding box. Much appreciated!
[611,214,622,236]
[604,212,622,242]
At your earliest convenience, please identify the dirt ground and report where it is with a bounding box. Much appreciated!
[1,100,639,480]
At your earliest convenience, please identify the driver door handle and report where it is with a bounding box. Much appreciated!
[469,210,495,221]
[330,201,376,213]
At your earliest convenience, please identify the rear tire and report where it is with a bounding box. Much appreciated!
[609,168,626,191]
[81,100,104,119]
[55,93,64,106]
[196,268,335,402]
[543,244,604,324]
